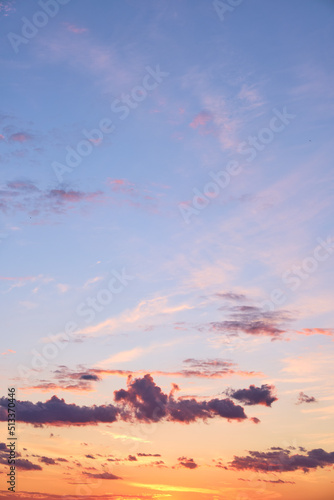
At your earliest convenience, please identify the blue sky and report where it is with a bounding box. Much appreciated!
[1,1,334,499]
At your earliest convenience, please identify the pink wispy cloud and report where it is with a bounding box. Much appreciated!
[0,180,104,219]
[297,328,334,337]
[9,132,32,143]
[63,22,88,34]
[189,110,213,129]
[1,349,16,356]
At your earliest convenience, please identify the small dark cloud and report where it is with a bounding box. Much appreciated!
[39,456,57,465]
[177,456,198,469]
[15,459,43,471]
[296,392,318,405]
[214,292,247,301]
[79,373,100,381]
[82,471,121,480]
[226,384,278,407]
[137,452,161,457]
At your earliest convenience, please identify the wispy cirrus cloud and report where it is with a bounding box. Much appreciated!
[63,22,88,34]
[207,305,294,339]
[9,132,33,143]
[20,358,265,394]
[78,294,194,337]
[0,179,104,218]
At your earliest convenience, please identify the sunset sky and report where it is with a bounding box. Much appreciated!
[1,1,334,499]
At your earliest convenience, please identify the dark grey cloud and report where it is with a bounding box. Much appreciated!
[214,292,247,301]
[177,456,198,469]
[226,384,278,407]
[0,375,256,427]
[115,374,248,423]
[39,456,57,465]
[0,395,119,426]
[137,453,161,457]
[229,447,334,473]
[82,472,121,480]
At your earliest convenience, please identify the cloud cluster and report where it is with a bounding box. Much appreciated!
[1,374,256,426]
[229,447,334,473]
[0,179,103,218]
[21,358,264,395]
[114,374,248,423]
[0,443,42,471]
[209,306,293,339]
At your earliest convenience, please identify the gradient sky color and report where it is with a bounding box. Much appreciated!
[1,1,334,499]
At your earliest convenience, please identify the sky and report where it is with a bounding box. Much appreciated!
[0,0,334,499]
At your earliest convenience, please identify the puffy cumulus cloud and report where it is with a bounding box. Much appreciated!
[226,384,278,407]
[115,374,248,423]
[229,447,334,473]
[114,374,169,422]
[1,375,257,427]
[0,395,119,426]
[296,392,318,405]
[177,457,198,469]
